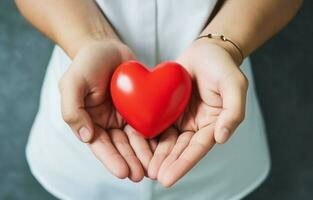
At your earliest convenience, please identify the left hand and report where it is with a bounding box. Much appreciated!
[147,39,249,187]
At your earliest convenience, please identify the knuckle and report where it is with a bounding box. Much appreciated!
[112,139,129,147]
[232,111,245,125]
[97,133,111,145]
[238,111,246,123]
[238,73,249,90]
[154,152,168,158]
[62,109,79,125]
[124,125,139,135]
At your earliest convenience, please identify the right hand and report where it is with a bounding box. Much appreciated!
[58,39,154,182]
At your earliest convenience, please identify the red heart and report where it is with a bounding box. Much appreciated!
[110,61,192,138]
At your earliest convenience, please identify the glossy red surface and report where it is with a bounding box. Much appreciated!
[110,61,192,138]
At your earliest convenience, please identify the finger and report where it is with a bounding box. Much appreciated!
[158,126,215,188]
[149,139,158,153]
[148,127,178,179]
[157,131,193,180]
[124,125,153,171]
[110,129,145,182]
[59,70,93,143]
[88,126,129,179]
[215,74,248,144]
[86,100,118,128]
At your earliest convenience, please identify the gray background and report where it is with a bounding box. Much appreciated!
[0,0,312,199]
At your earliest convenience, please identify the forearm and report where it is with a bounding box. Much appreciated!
[15,0,118,58]
[201,0,303,63]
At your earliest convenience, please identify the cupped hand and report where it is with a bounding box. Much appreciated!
[148,39,249,187]
[58,39,155,182]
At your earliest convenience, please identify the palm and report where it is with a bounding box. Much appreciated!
[148,41,248,187]
[177,81,222,134]
[60,40,155,182]
[87,99,123,129]
[71,40,129,131]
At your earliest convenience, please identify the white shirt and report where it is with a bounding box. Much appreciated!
[26,0,270,199]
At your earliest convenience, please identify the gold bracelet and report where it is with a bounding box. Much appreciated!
[197,33,244,64]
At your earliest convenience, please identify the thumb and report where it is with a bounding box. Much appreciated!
[58,69,94,143]
[214,73,248,144]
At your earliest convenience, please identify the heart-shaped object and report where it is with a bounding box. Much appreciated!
[110,61,192,138]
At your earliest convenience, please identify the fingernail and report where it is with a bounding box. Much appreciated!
[218,128,230,144]
[79,126,91,142]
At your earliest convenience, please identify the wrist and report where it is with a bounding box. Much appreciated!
[62,35,120,59]
[196,35,244,66]
[66,37,134,71]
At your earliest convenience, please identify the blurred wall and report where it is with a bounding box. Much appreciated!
[0,0,312,199]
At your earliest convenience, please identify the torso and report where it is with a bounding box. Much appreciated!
[26,1,270,199]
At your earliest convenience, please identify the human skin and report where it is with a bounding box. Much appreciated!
[146,0,303,187]
[15,0,157,182]
[16,0,303,188]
